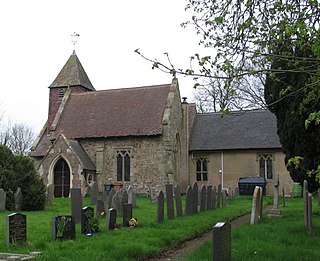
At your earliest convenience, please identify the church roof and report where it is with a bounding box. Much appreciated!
[49,51,95,91]
[52,84,171,139]
[190,109,282,151]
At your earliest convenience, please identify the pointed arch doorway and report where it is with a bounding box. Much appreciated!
[53,158,70,197]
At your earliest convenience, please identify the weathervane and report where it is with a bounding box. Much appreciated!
[71,32,80,50]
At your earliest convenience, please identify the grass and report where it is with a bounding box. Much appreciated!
[0,195,253,260]
[182,197,320,261]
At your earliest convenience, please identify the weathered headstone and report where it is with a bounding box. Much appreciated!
[200,185,207,212]
[122,189,129,206]
[222,190,227,208]
[81,206,94,234]
[123,203,133,227]
[185,186,193,216]
[166,184,175,220]
[307,194,313,236]
[90,181,98,205]
[101,190,108,203]
[6,213,27,245]
[206,185,213,210]
[213,222,231,261]
[192,182,198,214]
[212,186,217,209]
[149,187,157,203]
[107,208,117,230]
[112,192,122,215]
[46,184,54,206]
[14,187,22,211]
[52,216,75,240]
[108,188,116,209]
[250,186,263,224]
[268,174,282,218]
[96,200,106,218]
[157,191,164,223]
[127,186,135,208]
[235,187,239,196]
[217,184,222,208]
[174,184,183,217]
[0,189,6,210]
[70,188,83,223]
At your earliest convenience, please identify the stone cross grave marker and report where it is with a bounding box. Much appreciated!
[217,184,222,208]
[206,185,213,210]
[250,186,263,225]
[166,184,175,220]
[81,206,94,234]
[157,191,164,223]
[213,222,231,261]
[70,188,83,223]
[90,181,98,205]
[123,203,133,227]
[212,186,217,209]
[0,189,6,210]
[185,186,193,216]
[200,185,207,212]
[192,182,198,214]
[52,216,75,240]
[107,208,117,230]
[108,188,116,209]
[46,184,54,206]
[14,187,22,211]
[6,213,27,245]
[96,199,106,218]
[174,184,183,217]
[268,174,281,218]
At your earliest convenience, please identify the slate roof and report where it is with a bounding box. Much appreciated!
[68,139,96,171]
[49,51,95,91]
[51,84,171,139]
[190,110,281,151]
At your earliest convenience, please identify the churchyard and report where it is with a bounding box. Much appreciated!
[0,183,319,260]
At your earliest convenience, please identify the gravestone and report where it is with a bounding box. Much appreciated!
[222,190,227,208]
[127,186,135,208]
[213,222,231,261]
[282,187,286,207]
[269,174,282,218]
[6,213,27,245]
[307,194,313,236]
[149,187,157,203]
[174,184,183,217]
[217,184,222,208]
[212,186,217,209]
[112,189,128,216]
[157,191,164,223]
[81,206,94,234]
[206,185,213,210]
[0,189,6,210]
[101,190,108,203]
[90,181,98,205]
[235,187,239,196]
[166,184,175,220]
[52,216,75,240]
[70,188,83,223]
[250,186,263,224]
[107,208,117,230]
[108,188,116,209]
[185,186,193,216]
[303,180,308,226]
[192,182,198,214]
[122,189,129,206]
[200,185,207,212]
[46,184,54,206]
[96,200,106,218]
[123,203,133,227]
[14,187,22,211]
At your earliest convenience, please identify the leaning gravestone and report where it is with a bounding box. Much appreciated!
[192,182,199,214]
[200,185,207,212]
[46,184,54,206]
[250,186,263,225]
[174,184,183,217]
[52,216,75,240]
[81,206,94,234]
[6,213,27,245]
[0,189,6,210]
[108,188,116,209]
[166,184,175,220]
[213,222,231,261]
[217,184,222,208]
[123,203,133,227]
[157,191,164,223]
[107,208,117,230]
[206,185,213,210]
[90,181,99,205]
[185,186,193,216]
[96,200,106,218]
[14,187,22,211]
[70,188,83,223]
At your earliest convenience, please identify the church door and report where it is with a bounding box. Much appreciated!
[53,158,70,197]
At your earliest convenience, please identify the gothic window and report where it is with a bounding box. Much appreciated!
[196,158,208,181]
[259,154,273,179]
[116,150,131,182]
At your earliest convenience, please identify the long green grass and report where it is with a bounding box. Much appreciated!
[0,196,252,260]
[183,197,320,261]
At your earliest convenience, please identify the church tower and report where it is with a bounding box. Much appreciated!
[47,51,95,133]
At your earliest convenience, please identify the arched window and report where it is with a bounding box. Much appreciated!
[116,150,131,182]
[259,154,273,179]
[196,158,208,181]
[53,158,70,197]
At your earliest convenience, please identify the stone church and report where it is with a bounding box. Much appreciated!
[30,51,293,197]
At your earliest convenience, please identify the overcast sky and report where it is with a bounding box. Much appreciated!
[0,0,207,134]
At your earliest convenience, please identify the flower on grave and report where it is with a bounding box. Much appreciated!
[128,217,138,227]
[56,217,66,237]
[100,211,106,218]
[86,217,100,233]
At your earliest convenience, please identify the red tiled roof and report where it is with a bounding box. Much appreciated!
[53,84,171,139]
